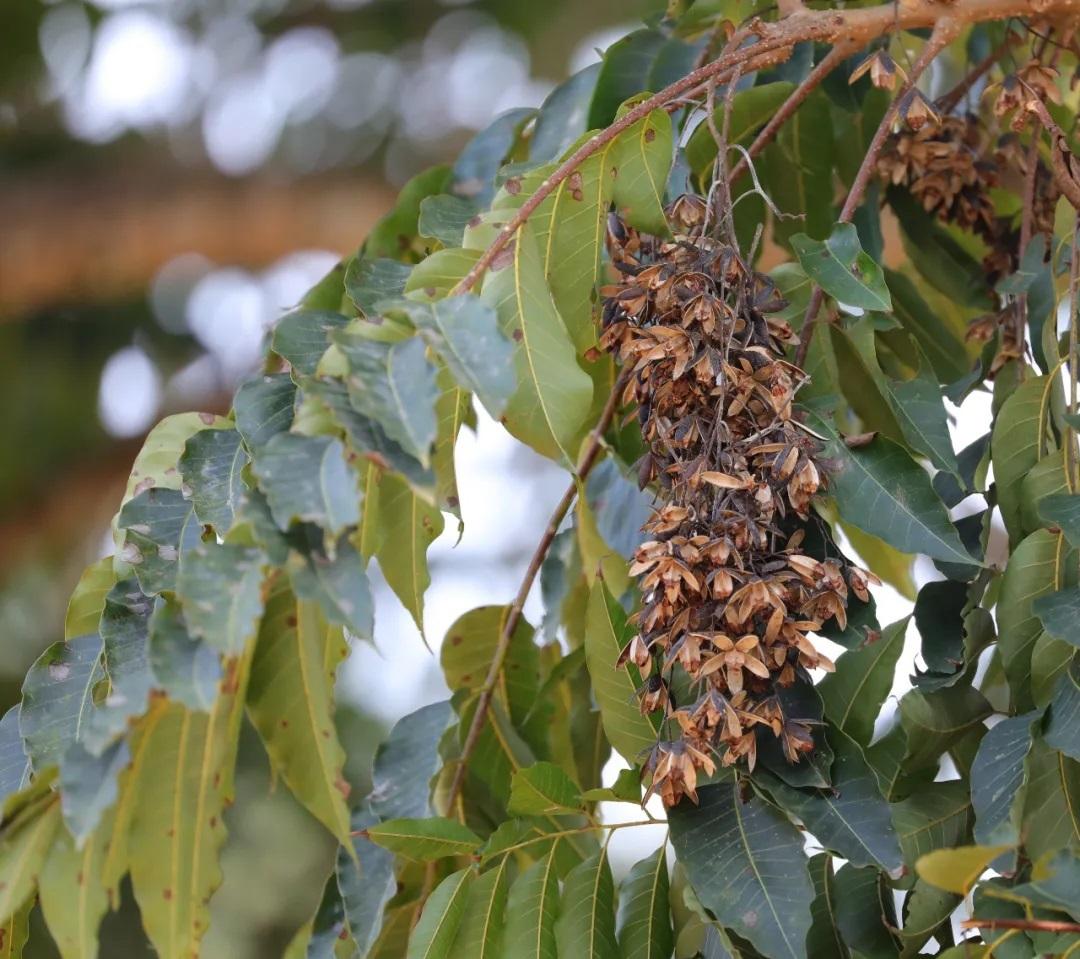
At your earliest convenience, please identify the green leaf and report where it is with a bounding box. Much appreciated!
[986,850,1080,920]
[453,858,509,959]
[917,844,1011,897]
[509,762,582,816]
[466,220,593,463]
[791,223,891,311]
[587,29,664,127]
[374,473,444,635]
[370,701,454,821]
[812,421,977,565]
[764,91,834,246]
[118,412,229,508]
[303,377,433,494]
[883,268,972,384]
[124,691,247,959]
[19,635,102,772]
[407,868,473,959]
[365,818,481,860]
[64,558,116,640]
[833,863,901,957]
[271,309,350,377]
[532,64,600,163]
[1034,589,1080,647]
[410,295,516,418]
[453,107,534,204]
[893,781,973,867]
[971,710,1041,846]
[584,579,660,764]
[179,427,249,533]
[805,854,848,959]
[668,780,814,959]
[1045,655,1080,761]
[247,584,352,844]
[418,194,478,248]
[887,354,960,476]
[234,373,297,451]
[0,709,29,808]
[992,373,1058,540]
[252,433,360,536]
[898,880,960,959]
[365,165,452,261]
[0,796,60,924]
[503,850,560,959]
[766,729,903,873]
[999,529,1065,711]
[333,333,439,468]
[177,542,267,656]
[611,106,673,235]
[818,617,908,746]
[147,598,222,712]
[58,737,128,846]
[0,895,30,959]
[887,187,991,310]
[616,846,673,959]
[116,488,201,595]
[898,685,992,773]
[1040,493,1080,549]
[332,803,397,954]
[685,82,795,177]
[1021,731,1080,863]
[345,257,413,315]
[39,814,111,959]
[286,531,374,642]
[555,851,618,959]
[404,248,481,301]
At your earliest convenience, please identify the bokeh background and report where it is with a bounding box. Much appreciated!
[0,1,964,955]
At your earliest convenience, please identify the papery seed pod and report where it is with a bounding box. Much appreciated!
[601,198,867,807]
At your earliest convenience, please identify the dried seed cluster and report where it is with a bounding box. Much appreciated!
[600,197,874,807]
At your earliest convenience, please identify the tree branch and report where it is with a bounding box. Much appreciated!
[937,33,1015,113]
[444,366,633,812]
[453,0,1080,300]
[1025,96,1080,210]
[962,917,1080,933]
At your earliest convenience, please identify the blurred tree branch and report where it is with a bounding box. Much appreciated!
[0,165,395,318]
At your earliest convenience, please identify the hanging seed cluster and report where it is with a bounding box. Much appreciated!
[600,196,875,807]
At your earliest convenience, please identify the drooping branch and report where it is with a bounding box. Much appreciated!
[961,917,1080,933]
[794,19,959,366]
[453,0,1080,300]
[1024,96,1080,210]
[443,366,633,813]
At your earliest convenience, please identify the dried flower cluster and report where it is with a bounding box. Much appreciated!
[600,197,875,807]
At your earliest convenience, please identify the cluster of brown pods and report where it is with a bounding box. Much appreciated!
[600,197,875,806]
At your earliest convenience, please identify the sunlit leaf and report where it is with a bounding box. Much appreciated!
[509,762,582,817]
[365,818,481,860]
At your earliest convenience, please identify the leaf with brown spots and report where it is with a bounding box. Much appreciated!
[246,581,353,847]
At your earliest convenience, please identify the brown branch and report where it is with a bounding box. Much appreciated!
[1016,124,1042,378]
[443,365,634,812]
[794,20,959,367]
[730,42,856,183]
[937,34,1016,114]
[452,0,1080,300]
[1025,96,1080,210]
[962,917,1080,933]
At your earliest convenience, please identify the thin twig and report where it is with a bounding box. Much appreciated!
[1015,124,1042,381]
[962,917,1080,933]
[794,19,959,367]
[444,366,634,811]
[730,42,855,183]
[937,33,1015,113]
[1068,214,1079,493]
[1024,96,1080,211]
